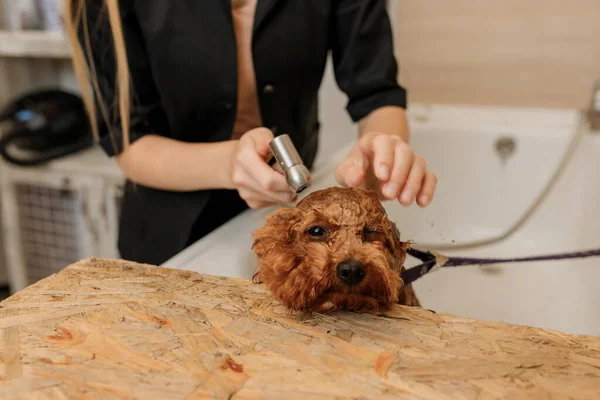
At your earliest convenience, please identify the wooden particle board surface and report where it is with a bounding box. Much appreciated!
[0,257,599,399]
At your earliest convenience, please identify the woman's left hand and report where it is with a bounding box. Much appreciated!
[335,132,437,207]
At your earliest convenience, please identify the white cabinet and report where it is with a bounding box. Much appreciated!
[0,147,124,293]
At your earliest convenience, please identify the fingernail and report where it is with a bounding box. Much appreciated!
[385,183,399,198]
[400,189,413,205]
[379,165,389,181]
[419,195,430,206]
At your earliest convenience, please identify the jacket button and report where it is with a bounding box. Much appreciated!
[263,84,275,94]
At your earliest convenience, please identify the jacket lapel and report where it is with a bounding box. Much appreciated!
[253,0,282,34]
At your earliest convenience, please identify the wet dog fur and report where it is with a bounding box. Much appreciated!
[251,186,420,313]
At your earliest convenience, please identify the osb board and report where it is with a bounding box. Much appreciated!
[0,258,599,399]
[394,0,600,110]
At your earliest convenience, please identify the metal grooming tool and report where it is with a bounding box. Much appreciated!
[269,134,312,193]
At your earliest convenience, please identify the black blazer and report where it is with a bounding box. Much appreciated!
[80,0,407,265]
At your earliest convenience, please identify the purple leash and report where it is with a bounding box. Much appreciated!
[401,247,600,285]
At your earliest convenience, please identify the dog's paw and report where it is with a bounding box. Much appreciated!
[315,300,337,313]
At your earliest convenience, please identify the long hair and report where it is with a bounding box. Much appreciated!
[64,0,130,151]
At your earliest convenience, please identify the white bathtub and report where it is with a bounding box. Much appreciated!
[164,104,600,337]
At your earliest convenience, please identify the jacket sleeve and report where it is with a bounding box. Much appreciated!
[78,0,169,157]
[330,0,407,122]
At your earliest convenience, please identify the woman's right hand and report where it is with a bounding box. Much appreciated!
[228,127,297,209]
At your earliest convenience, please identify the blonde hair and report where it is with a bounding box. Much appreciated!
[64,0,130,152]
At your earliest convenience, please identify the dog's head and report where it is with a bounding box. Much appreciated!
[251,186,409,312]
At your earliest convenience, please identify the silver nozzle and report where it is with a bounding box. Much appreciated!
[269,134,312,193]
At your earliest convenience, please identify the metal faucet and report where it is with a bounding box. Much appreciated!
[587,79,600,132]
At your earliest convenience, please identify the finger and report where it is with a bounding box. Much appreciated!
[243,128,297,193]
[399,155,426,206]
[237,166,297,203]
[239,191,271,209]
[382,142,414,199]
[237,142,291,193]
[243,196,274,209]
[272,159,283,174]
[371,134,397,182]
[416,172,437,207]
[239,186,290,209]
[335,146,369,187]
[356,131,378,157]
[247,127,275,158]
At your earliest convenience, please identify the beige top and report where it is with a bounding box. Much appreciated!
[231,0,262,140]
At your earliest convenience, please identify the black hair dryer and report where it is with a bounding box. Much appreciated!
[0,89,94,166]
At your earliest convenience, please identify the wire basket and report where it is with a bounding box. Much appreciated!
[15,184,86,283]
[0,147,125,293]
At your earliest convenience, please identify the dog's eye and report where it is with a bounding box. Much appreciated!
[307,226,326,237]
[362,227,382,241]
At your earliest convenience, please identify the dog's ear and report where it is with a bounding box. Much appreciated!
[389,221,410,267]
[251,207,305,286]
[251,207,304,255]
[390,221,402,246]
[260,206,304,236]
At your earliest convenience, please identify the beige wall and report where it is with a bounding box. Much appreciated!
[394,0,600,110]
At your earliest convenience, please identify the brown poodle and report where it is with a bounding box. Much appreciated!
[251,186,420,313]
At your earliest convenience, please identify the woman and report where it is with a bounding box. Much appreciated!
[65,0,437,265]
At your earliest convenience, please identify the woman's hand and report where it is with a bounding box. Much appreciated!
[335,132,437,207]
[228,127,297,209]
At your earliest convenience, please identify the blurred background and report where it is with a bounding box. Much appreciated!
[0,1,598,335]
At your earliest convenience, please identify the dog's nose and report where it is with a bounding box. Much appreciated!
[336,259,366,286]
